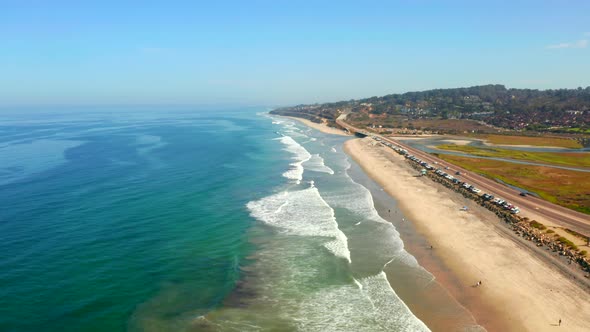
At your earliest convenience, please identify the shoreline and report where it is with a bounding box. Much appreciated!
[282,116,351,136]
[344,137,590,332]
[346,161,493,332]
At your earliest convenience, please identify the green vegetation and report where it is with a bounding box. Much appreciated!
[564,228,590,243]
[273,84,590,133]
[580,250,588,256]
[437,144,590,167]
[557,236,578,250]
[530,221,546,230]
[437,155,590,214]
[565,127,590,134]
[546,229,555,234]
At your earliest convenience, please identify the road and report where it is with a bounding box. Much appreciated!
[336,119,590,237]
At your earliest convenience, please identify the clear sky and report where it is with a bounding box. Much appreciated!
[1,0,589,106]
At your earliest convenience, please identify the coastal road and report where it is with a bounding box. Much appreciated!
[336,119,590,237]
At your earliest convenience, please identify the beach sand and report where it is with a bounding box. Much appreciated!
[344,137,590,332]
[284,116,350,136]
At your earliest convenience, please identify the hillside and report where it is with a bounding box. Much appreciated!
[271,85,590,134]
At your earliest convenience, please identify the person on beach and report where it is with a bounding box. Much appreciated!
[559,318,561,326]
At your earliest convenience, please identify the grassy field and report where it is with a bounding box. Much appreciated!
[437,155,590,214]
[437,144,590,168]
[564,127,590,134]
[473,134,583,148]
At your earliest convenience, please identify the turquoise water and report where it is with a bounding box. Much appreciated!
[0,107,465,331]
[0,108,286,331]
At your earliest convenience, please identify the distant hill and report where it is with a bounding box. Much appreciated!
[271,85,590,133]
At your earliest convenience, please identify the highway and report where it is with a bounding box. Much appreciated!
[336,119,590,237]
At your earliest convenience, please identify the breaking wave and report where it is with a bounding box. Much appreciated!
[277,135,312,184]
[247,184,351,263]
[304,154,335,175]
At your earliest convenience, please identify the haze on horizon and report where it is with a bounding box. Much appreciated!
[1,0,589,107]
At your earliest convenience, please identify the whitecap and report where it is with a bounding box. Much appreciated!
[247,186,351,263]
[276,135,312,184]
[294,272,430,332]
[303,154,334,175]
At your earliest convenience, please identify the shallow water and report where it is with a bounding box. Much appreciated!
[1,108,480,331]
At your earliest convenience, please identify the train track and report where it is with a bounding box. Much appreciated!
[337,119,590,237]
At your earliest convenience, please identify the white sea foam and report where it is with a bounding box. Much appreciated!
[303,154,334,175]
[357,272,430,331]
[247,186,351,263]
[295,272,430,332]
[321,158,434,276]
[277,135,312,184]
[287,131,309,139]
[199,122,436,331]
[323,186,382,221]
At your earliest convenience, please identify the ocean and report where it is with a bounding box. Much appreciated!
[1,107,446,331]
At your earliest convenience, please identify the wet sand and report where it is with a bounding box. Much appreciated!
[344,137,590,332]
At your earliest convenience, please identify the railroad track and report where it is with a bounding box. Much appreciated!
[337,119,590,237]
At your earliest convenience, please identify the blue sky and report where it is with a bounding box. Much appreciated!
[1,0,589,106]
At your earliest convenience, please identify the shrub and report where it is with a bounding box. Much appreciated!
[546,229,555,234]
[530,220,546,230]
[564,228,590,243]
[557,237,578,250]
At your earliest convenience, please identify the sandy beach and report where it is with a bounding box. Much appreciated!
[344,137,590,332]
[284,116,350,136]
